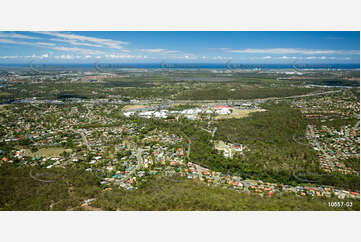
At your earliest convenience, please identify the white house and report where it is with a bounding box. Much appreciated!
[123,111,135,117]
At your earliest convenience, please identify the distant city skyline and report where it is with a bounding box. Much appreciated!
[0,31,359,64]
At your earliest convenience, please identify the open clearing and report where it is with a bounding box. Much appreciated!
[0,104,10,113]
[122,105,149,111]
[0,92,10,97]
[216,108,266,120]
[24,147,70,157]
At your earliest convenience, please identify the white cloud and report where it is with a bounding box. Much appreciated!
[222,48,359,55]
[183,55,197,59]
[209,47,230,51]
[54,54,86,60]
[51,46,104,55]
[212,56,229,60]
[0,55,19,59]
[306,56,338,60]
[0,38,32,45]
[49,38,103,48]
[279,56,298,59]
[34,31,128,50]
[36,42,56,46]
[0,37,108,56]
[40,53,49,58]
[0,53,49,59]
[139,48,179,54]
[0,32,40,40]
[263,56,272,59]
[138,49,199,60]
[105,54,149,59]
[0,38,57,48]
[55,54,75,60]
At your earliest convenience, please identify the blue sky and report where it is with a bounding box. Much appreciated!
[0,31,359,63]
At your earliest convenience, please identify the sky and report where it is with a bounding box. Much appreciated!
[0,31,359,64]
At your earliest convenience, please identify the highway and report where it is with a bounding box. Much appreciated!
[273,89,342,100]
[171,89,344,105]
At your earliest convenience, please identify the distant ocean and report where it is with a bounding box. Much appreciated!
[0,63,359,70]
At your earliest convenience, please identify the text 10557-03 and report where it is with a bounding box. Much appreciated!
[328,201,353,208]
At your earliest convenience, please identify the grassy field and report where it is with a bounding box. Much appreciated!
[24,147,70,157]
[0,104,10,113]
[0,92,10,97]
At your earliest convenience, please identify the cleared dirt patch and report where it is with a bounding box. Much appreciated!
[122,104,149,111]
[216,108,266,120]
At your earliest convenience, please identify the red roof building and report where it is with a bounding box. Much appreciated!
[214,105,231,109]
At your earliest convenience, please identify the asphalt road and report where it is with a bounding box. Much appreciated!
[186,137,191,160]
[80,131,91,151]
[136,147,143,170]
[353,120,360,130]
[308,125,335,171]
[172,89,344,104]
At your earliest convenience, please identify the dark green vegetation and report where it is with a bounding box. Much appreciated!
[212,103,359,190]
[4,70,358,102]
[175,86,321,100]
[1,82,106,101]
[312,79,359,87]
[0,165,101,211]
[112,87,178,99]
[0,165,358,211]
[95,176,359,211]
[212,102,319,175]
[343,158,360,172]
[126,101,360,191]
